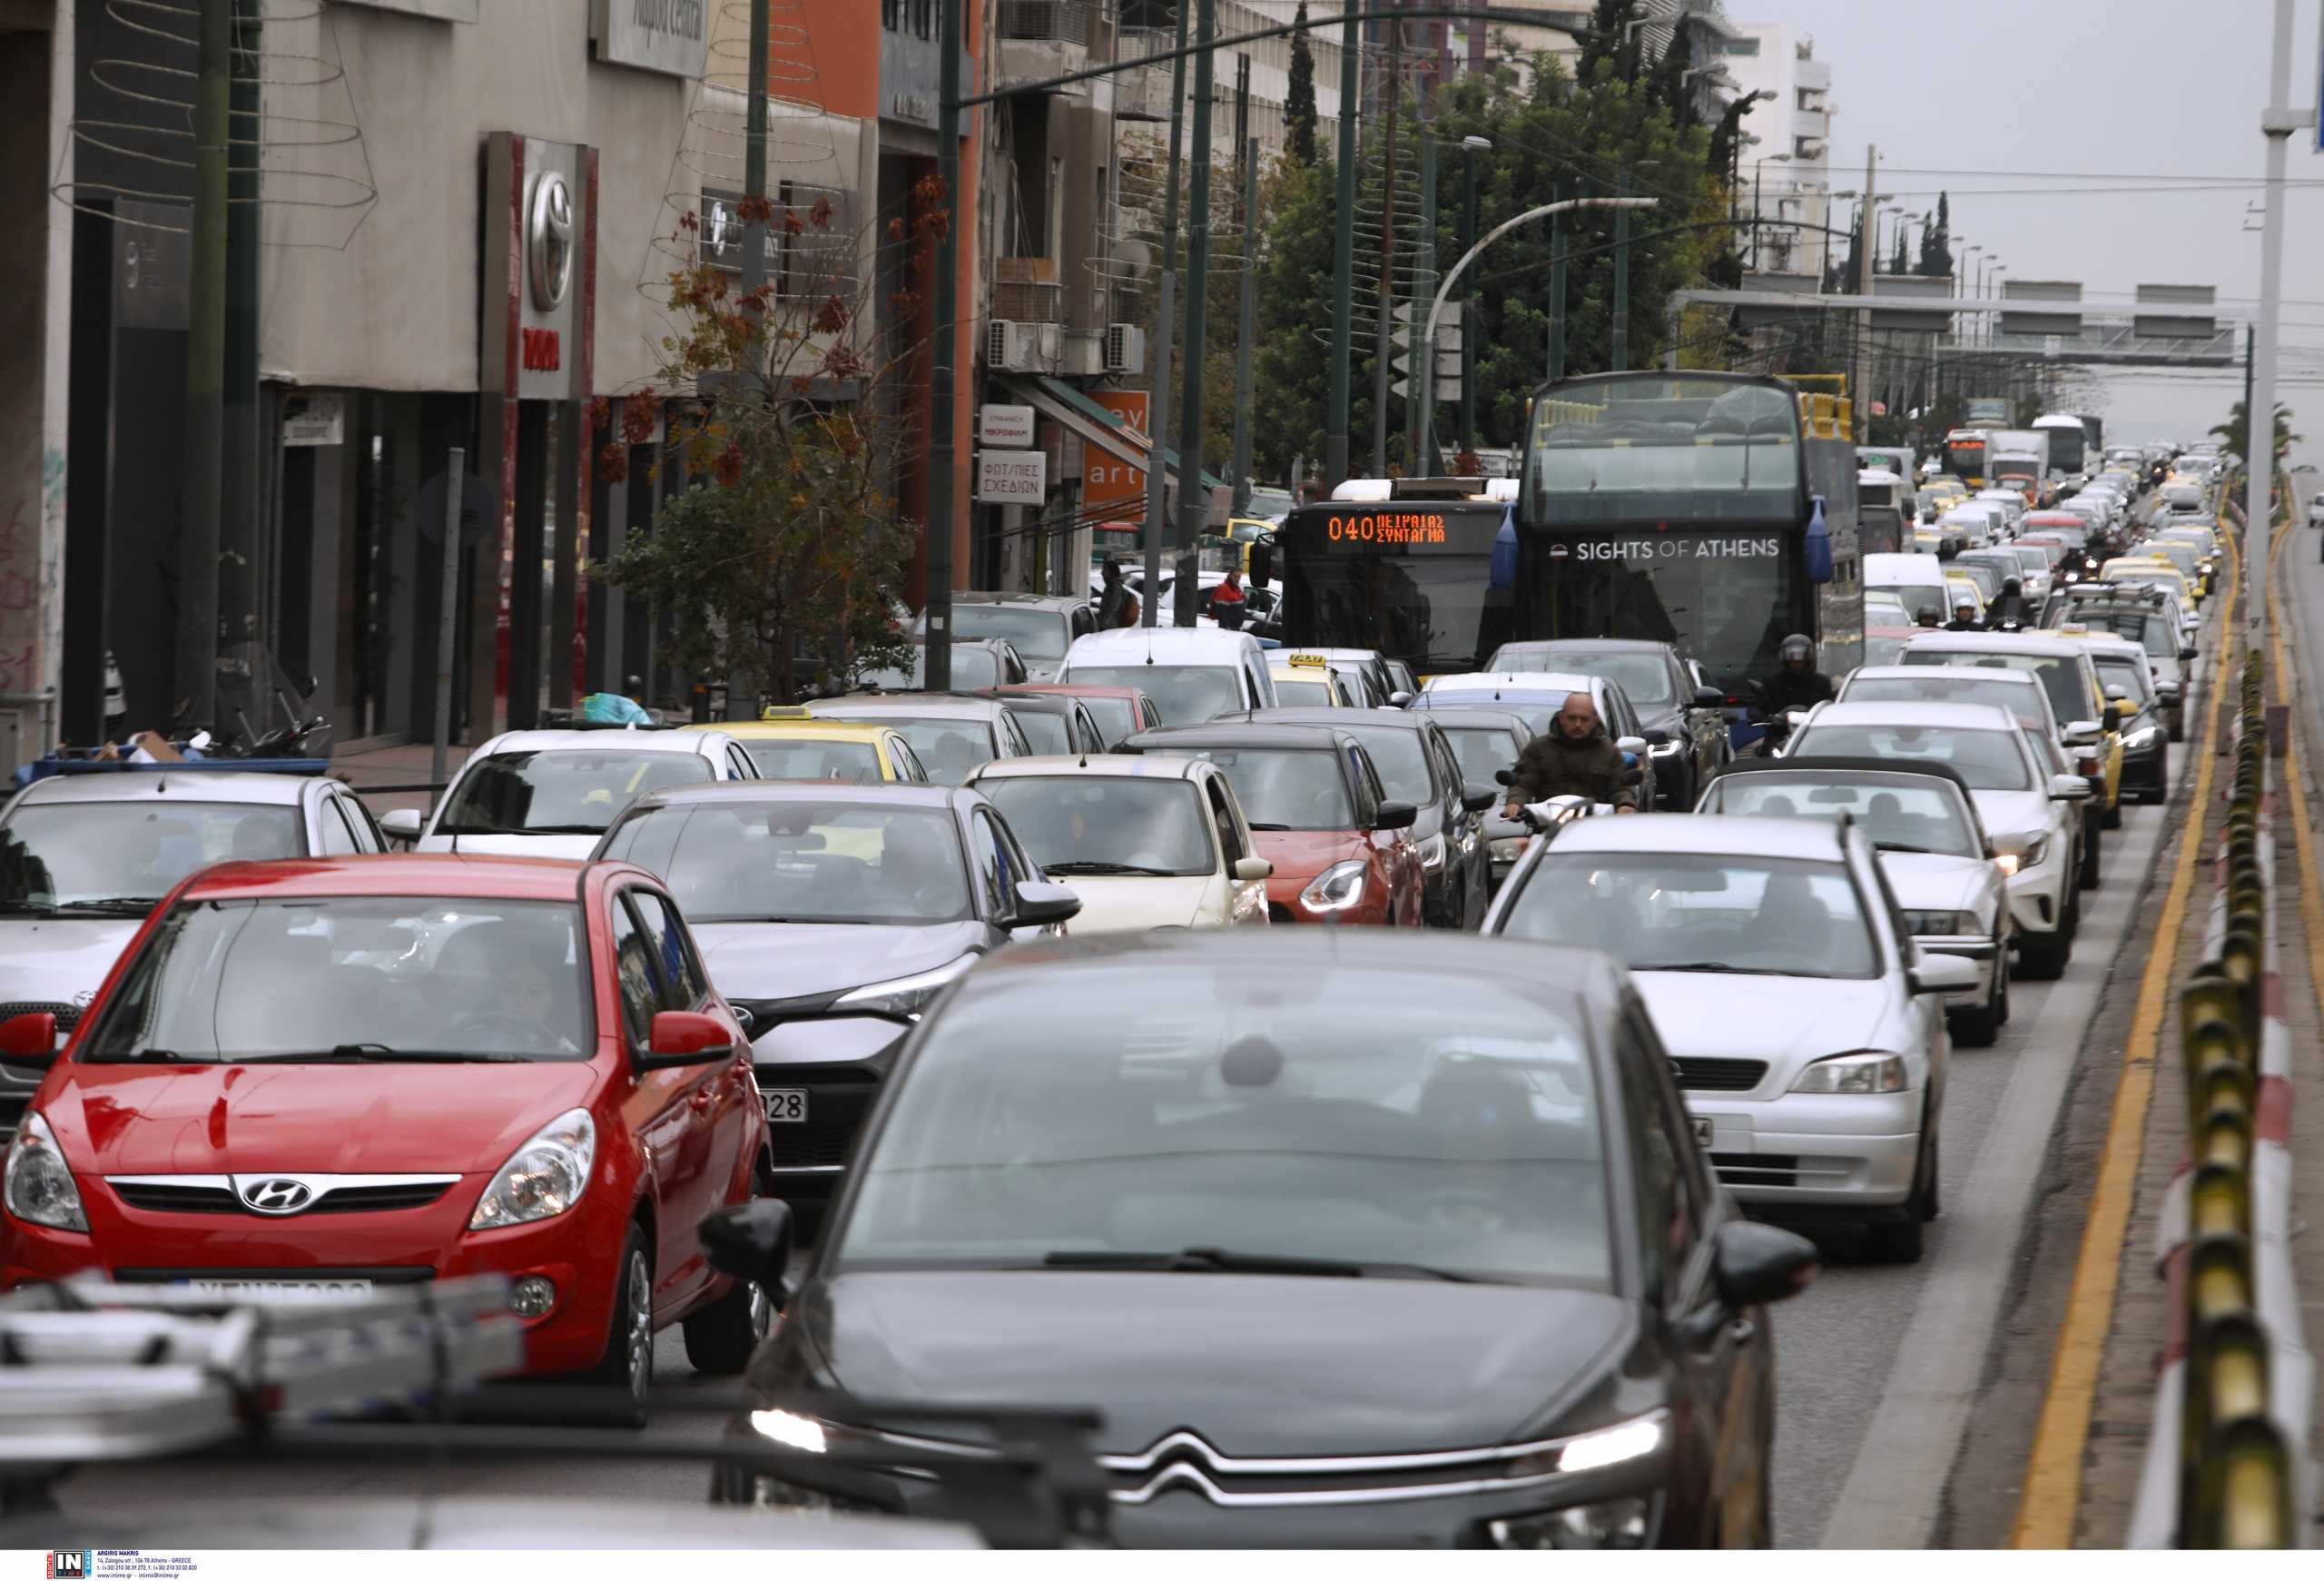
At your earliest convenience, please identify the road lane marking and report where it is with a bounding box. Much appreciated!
[2263,511,2324,1039]
[2007,499,2240,1546]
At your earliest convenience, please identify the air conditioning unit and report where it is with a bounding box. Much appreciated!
[1104,322,1147,375]
[987,319,1063,373]
[1062,330,1105,379]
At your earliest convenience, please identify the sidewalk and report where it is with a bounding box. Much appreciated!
[327,737,468,821]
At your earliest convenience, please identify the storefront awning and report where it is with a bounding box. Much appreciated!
[992,374,1231,526]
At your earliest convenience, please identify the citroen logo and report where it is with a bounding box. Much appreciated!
[241,1178,314,1215]
[527,171,574,311]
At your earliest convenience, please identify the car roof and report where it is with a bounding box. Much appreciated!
[1001,682,1147,700]
[1422,708,1531,733]
[973,688,1079,711]
[945,592,1084,611]
[12,770,316,808]
[1711,756,1974,795]
[1846,664,2040,688]
[1545,813,1854,863]
[1125,722,1355,752]
[966,753,1207,782]
[1489,638,1672,657]
[970,927,1630,1003]
[1902,631,2097,660]
[711,719,901,742]
[1244,707,1434,732]
[477,728,718,756]
[1279,647,1383,663]
[1421,671,1601,697]
[179,854,598,903]
[1802,700,2023,732]
[626,780,965,814]
[811,696,1013,723]
[1065,627,1258,661]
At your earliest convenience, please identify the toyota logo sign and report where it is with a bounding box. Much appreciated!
[241,1178,314,1215]
[528,172,574,311]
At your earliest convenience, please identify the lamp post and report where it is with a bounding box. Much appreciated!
[1458,134,1491,460]
[1750,152,1790,272]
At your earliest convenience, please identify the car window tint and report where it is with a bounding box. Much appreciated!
[609,896,661,1045]
[1206,776,1244,863]
[969,811,1012,916]
[315,799,361,856]
[631,891,707,1011]
[1616,1016,1682,1295]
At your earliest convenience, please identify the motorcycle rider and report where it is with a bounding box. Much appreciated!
[1944,595,1985,632]
[1762,634,1835,712]
[1502,692,1640,816]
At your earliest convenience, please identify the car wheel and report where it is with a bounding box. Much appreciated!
[1866,1203,1925,1263]
[1949,951,2004,1047]
[2019,915,2071,981]
[2101,794,2122,831]
[1918,1130,1942,1220]
[2078,819,2102,890]
[586,1225,655,1428]
[1996,939,2013,1024]
[683,1266,773,1377]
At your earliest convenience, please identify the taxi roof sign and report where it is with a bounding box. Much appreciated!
[1286,653,1328,668]
[762,705,813,718]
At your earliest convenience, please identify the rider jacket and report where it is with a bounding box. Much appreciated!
[1508,724,1639,811]
[1763,666,1835,712]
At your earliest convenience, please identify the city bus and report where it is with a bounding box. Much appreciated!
[1269,491,1520,677]
[1944,428,1989,489]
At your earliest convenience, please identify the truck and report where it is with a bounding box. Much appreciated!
[1984,429,2051,507]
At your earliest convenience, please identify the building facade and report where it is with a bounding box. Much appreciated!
[1723,21,1834,282]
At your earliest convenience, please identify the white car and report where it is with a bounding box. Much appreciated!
[385,726,761,859]
[1484,813,1973,1261]
[963,755,1272,931]
[1784,701,2092,981]
[1696,759,2012,1045]
[1055,627,1280,725]
[0,768,392,1138]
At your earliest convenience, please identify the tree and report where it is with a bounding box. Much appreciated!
[589,186,925,701]
[2211,399,2301,467]
[1649,20,1695,127]
[1889,222,1909,277]
[1285,3,1319,167]
[1578,0,1646,80]
[1917,190,1954,279]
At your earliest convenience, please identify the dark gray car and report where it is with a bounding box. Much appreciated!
[591,782,1078,1220]
[1481,639,1729,809]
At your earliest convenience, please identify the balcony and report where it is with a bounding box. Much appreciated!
[1112,27,1174,121]
[995,0,1108,95]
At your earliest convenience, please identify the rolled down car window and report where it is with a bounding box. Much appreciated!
[836,963,1613,1287]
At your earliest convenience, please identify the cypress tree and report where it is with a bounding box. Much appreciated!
[1285,3,1319,168]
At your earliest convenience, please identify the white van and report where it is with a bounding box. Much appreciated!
[1973,488,2030,534]
[1939,504,2004,548]
[1864,551,1948,625]
[1054,626,1280,724]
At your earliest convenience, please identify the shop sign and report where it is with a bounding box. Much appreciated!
[592,0,710,79]
[979,404,1036,448]
[977,450,1048,504]
[281,394,345,448]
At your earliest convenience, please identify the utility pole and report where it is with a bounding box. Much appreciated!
[742,0,770,306]
[1460,134,1484,457]
[1229,56,1256,518]
[1324,6,1361,489]
[175,0,231,730]
[925,0,961,688]
[1172,0,1219,627]
[2244,322,2256,460]
[1138,0,1193,627]
[1855,143,1877,443]
[1371,15,1403,475]
[222,4,261,675]
[1547,180,1566,380]
[2248,0,2294,651]
[1406,91,1436,472]
[1610,171,1631,371]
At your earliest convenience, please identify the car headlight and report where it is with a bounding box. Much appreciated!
[832,954,977,1019]
[1790,1051,1908,1094]
[2123,725,2160,749]
[468,1107,596,1231]
[1994,835,2048,876]
[3,1112,87,1232]
[1489,1497,1655,1549]
[1299,859,1368,913]
[1415,832,1447,872]
[1901,910,1973,935]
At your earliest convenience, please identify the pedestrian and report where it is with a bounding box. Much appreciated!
[1098,558,1139,629]
[1211,568,1247,629]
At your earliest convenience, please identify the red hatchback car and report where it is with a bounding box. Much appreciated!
[0,855,768,1419]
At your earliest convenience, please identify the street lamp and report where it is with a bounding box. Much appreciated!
[1751,152,1792,272]
[1458,135,1492,458]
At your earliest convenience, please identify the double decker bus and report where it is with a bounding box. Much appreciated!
[1517,371,1862,699]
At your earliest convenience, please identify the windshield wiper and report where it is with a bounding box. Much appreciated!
[51,897,163,916]
[235,1045,528,1064]
[1642,961,1771,976]
[1041,860,1177,877]
[1242,822,1296,832]
[1873,842,1935,855]
[1039,1247,1490,1282]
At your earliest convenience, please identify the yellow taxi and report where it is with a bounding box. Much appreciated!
[2102,555,2194,608]
[1269,653,1358,707]
[694,711,931,784]
[2014,629,2128,825]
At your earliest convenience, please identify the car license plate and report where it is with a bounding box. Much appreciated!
[180,1278,374,1302]
[1691,1118,1714,1150]
[764,1089,808,1123]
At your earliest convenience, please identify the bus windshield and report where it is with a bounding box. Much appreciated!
[1547,530,1797,681]
[1276,503,1515,674]
[1525,374,1803,526]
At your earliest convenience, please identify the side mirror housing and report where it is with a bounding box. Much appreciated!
[1372,799,1419,832]
[1387,690,1415,707]
[1642,726,1671,747]
[2049,774,2094,801]
[1011,879,1083,928]
[2180,647,2200,661]
[2063,721,2103,746]
[698,1199,793,1297]
[0,1012,59,1069]
[2104,684,2130,701]
[638,1009,737,1071]
[1615,735,1648,756]
[1232,855,1275,883]
[1691,687,1727,710]
[1710,1220,1819,1308]
[379,807,424,843]
[1909,952,1981,994]
[1461,787,1498,815]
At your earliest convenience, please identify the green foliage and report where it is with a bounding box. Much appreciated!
[2211,399,2300,466]
[1916,191,1955,278]
[1285,3,1319,168]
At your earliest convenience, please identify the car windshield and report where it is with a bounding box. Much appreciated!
[947,606,1069,659]
[862,644,1005,692]
[599,802,972,924]
[1501,853,1877,979]
[739,738,884,784]
[1272,677,1334,707]
[1845,675,2044,728]
[1137,747,1354,832]
[1863,633,1910,669]
[1068,695,1138,746]
[0,802,302,914]
[1899,649,2090,728]
[80,897,591,1062]
[1438,726,1525,791]
[1876,583,1947,623]
[1490,649,1671,706]
[436,750,713,835]
[2097,656,2153,704]
[835,964,1613,1287]
[843,717,1000,786]
[1792,724,2034,791]
[1004,707,1072,754]
[1068,665,1243,725]
[1710,777,1977,857]
[1328,724,1437,805]
[978,776,1216,876]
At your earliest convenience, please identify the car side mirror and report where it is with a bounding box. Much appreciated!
[1373,799,1419,831]
[2104,684,2129,701]
[1388,690,1414,708]
[698,1199,793,1297]
[1232,855,1275,883]
[2063,721,2102,746]
[0,1012,58,1070]
[2180,647,2200,661]
[1011,879,1082,928]
[1642,727,1671,747]
[1692,687,1726,710]
[1909,952,1981,994]
[379,807,424,843]
[1461,787,1498,814]
[2112,698,2138,718]
[1710,1220,1819,1307]
[2049,774,2094,801]
[638,1010,736,1071]
[1615,735,1647,756]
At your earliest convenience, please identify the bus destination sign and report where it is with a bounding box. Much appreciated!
[1324,511,1450,547]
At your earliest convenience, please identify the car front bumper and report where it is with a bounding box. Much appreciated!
[1685,1089,1926,1215]
[2004,847,2071,938]
[749,1017,911,1207]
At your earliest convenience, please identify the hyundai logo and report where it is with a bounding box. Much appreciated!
[241,1178,314,1215]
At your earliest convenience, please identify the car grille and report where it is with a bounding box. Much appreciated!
[1672,1058,1768,1092]
[107,1180,456,1216]
[757,1070,879,1171]
[1709,1153,1802,1188]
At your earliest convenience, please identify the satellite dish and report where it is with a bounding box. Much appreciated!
[1118,238,1152,281]
[413,470,496,548]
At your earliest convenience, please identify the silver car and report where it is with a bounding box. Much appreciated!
[1483,814,1975,1261]
[1695,760,2011,1046]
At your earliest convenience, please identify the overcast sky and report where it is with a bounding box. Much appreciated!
[1763,0,2324,467]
